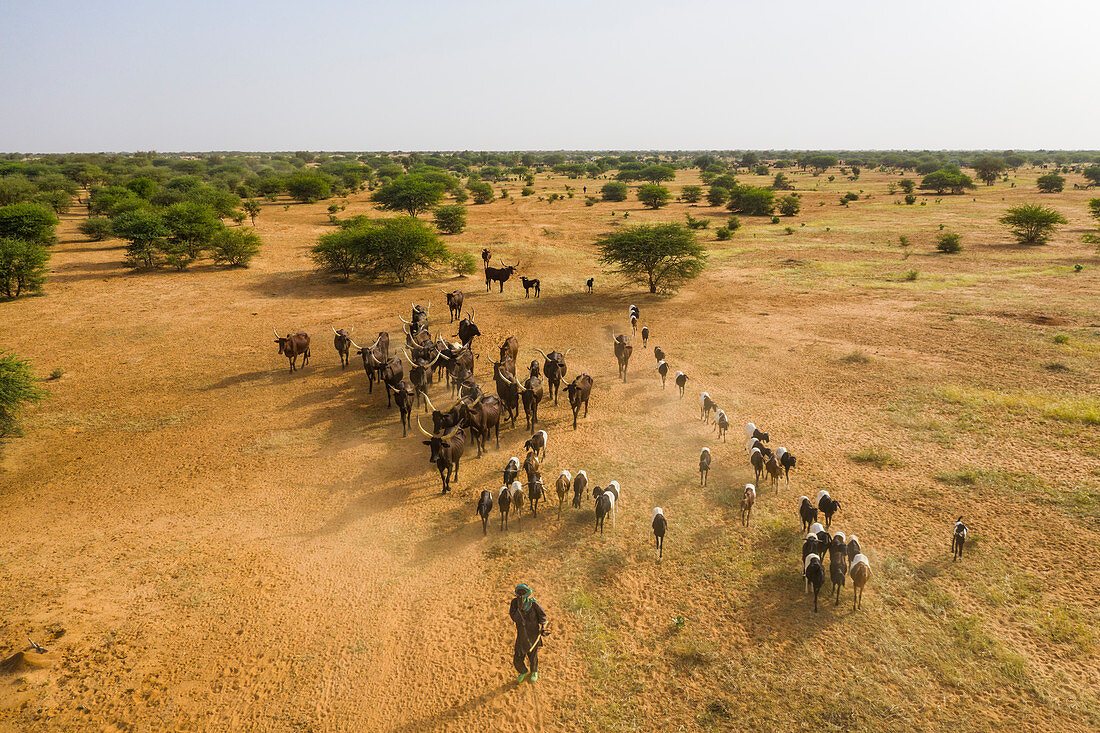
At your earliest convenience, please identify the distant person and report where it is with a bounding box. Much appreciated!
[510,583,548,683]
[583,186,587,194]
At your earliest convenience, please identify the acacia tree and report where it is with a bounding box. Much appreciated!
[680,186,702,204]
[637,185,671,209]
[0,237,50,298]
[311,217,449,283]
[1036,173,1065,193]
[0,350,45,445]
[999,204,1067,244]
[638,165,676,184]
[919,167,975,194]
[596,223,707,294]
[371,175,444,216]
[972,156,1005,186]
[601,181,628,202]
[243,198,261,226]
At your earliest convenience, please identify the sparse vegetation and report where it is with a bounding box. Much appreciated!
[0,350,45,443]
[999,204,1067,245]
[935,232,962,253]
[596,222,707,293]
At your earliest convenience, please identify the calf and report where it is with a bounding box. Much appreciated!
[572,470,588,508]
[674,371,688,398]
[521,276,540,298]
[699,447,711,486]
[764,452,781,493]
[585,277,593,293]
[952,517,968,561]
[524,430,548,460]
[332,327,353,368]
[497,485,512,530]
[652,508,667,558]
[850,554,872,610]
[594,488,615,535]
[816,490,840,529]
[656,360,669,387]
[641,326,649,348]
[799,496,818,532]
[566,374,593,430]
[442,289,464,322]
[555,470,572,517]
[829,552,847,606]
[508,481,525,525]
[741,484,756,526]
[714,410,729,442]
[804,554,826,613]
[750,448,765,486]
[476,490,493,534]
[273,329,311,373]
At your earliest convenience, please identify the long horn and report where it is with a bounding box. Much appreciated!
[535,348,549,360]
[332,326,340,336]
[371,334,382,349]
[426,299,431,311]
[349,327,354,335]
[441,424,460,441]
[402,348,415,364]
[416,416,435,438]
[499,258,507,266]
[273,327,282,339]
[424,393,437,412]
[564,348,574,356]
[402,323,412,335]
[350,339,362,350]
[427,351,443,367]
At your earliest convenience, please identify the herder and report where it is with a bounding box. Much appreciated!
[510,583,548,683]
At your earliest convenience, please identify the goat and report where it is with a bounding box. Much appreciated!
[503,456,520,487]
[741,484,756,526]
[799,496,818,532]
[846,534,862,567]
[714,410,729,442]
[498,485,512,530]
[699,447,711,486]
[817,490,840,529]
[809,522,830,554]
[572,470,588,508]
[653,346,666,364]
[748,438,772,459]
[802,533,818,573]
[528,473,544,517]
[804,554,826,612]
[641,326,649,347]
[630,313,638,335]
[751,448,765,486]
[524,430,548,460]
[476,490,493,534]
[744,422,770,444]
[556,470,572,517]
[523,451,540,491]
[509,480,525,524]
[775,447,796,489]
[850,554,871,610]
[656,360,669,388]
[674,371,688,398]
[652,507,667,558]
[594,488,615,535]
[827,531,847,566]
[953,517,968,561]
[700,392,717,422]
[829,551,847,606]
[585,277,593,293]
[764,452,781,493]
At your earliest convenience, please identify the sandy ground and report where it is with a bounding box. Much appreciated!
[1,166,1098,731]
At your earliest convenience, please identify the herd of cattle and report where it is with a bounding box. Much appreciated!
[269,271,985,614]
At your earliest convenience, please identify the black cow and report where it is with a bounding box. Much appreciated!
[418,419,465,494]
[521,375,543,431]
[535,348,571,405]
[273,329,310,372]
[476,490,493,534]
[456,309,481,346]
[355,332,389,393]
[485,260,518,293]
[380,357,404,408]
[490,359,520,428]
[462,394,501,457]
[387,380,415,437]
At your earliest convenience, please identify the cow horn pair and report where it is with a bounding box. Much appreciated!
[534,348,549,360]
[417,416,458,440]
[272,327,284,340]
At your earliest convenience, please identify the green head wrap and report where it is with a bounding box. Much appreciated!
[515,583,535,611]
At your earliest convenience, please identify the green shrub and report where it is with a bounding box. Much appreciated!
[450,251,478,276]
[0,203,59,244]
[715,227,731,241]
[0,350,45,443]
[999,204,1067,244]
[0,237,50,298]
[209,228,261,267]
[680,185,703,204]
[637,184,671,209]
[285,171,334,203]
[432,204,467,234]
[468,181,495,204]
[904,194,917,205]
[1036,173,1065,193]
[79,216,113,241]
[521,186,535,197]
[685,213,709,230]
[778,195,800,216]
[726,216,742,232]
[601,181,629,202]
[936,232,962,253]
[770,215,780,224]
[705,186,729,207]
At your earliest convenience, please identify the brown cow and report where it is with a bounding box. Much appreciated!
[612,334,633,382]
[442,289,464,322]
[273,329,311,372]
[535,348,572,405]
[461,393,501,457]
[565,373,593,430]
[332,326,353,368]
[417,418,465,494]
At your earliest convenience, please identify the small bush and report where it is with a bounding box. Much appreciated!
[0,237,50,297]
[432,204,467,235]
[0,350,46,442]
[898,235,911,248]
[450,251,478,276]
[1052,333,1070,345]
[905,269,919,281]
[715,227,731,241]
[521,186,535,196]
[209,228,261,267]
[904,194,917,205]
[49,367,64,380]
[726,216,741,232]
[784,226,794,235]
[848,446,900,468]
[778,195,800,216]
[770,215,780,224]
[936,232,962,253]
[600,181,629,202]
[680,185,703,204]
[685,213,709,230]
[79,216,113,241]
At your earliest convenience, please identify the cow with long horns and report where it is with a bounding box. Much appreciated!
[403,349,443,410]
[332,327,353,368]
[380,357,404,408]
[612,333,633,382]
[354,332,390,393]
[456,309,481,347]
[489,358,521,428]
[520,374,544,431]
[387,380,416,437]
[399,300,431,335]
[418,418,465,494]
[462,392,502,457]
[273,329,311,373]
[485,260,519,293]
[535,348,572,405]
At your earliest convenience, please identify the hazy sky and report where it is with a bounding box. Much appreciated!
[1,0,1096,152]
